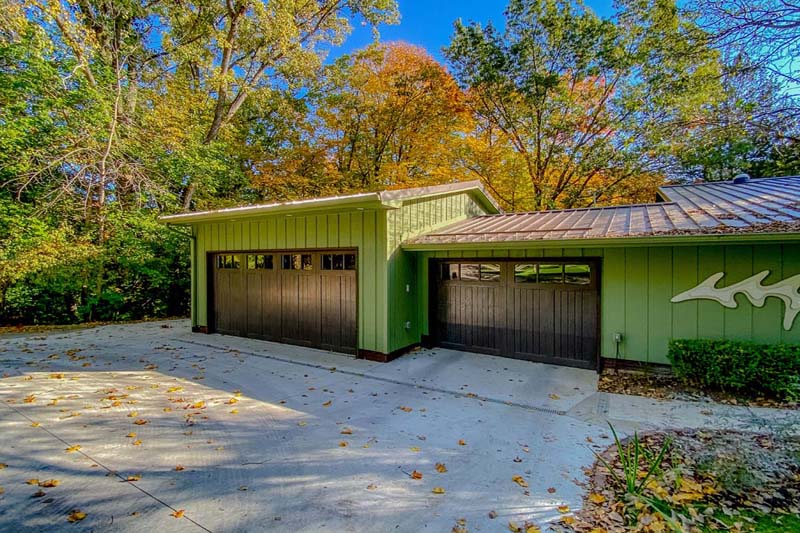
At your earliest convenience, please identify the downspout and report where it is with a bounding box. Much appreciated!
[164,223,196,325]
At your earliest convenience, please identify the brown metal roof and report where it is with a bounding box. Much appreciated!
[406,176,800,245]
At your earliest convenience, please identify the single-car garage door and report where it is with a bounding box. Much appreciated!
[212,250,357,354]
[432,259,598,369]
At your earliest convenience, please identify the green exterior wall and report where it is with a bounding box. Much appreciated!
[385,193,491,352]
[190,208,389,352]
[411,242,800,364]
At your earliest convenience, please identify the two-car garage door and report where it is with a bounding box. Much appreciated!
[211,250,357,354]
[432,260,599,369]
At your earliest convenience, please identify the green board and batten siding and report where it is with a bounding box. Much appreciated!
[385,193,491,352]
[189,189,493,354]
[191,209,388,352]
[413,242,800,364]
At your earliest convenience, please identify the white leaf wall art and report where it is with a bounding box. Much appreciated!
[671,270,800,330]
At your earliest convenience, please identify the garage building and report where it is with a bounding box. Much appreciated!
[161,176,800,370]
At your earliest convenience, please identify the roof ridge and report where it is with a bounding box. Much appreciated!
[660,175,800,188]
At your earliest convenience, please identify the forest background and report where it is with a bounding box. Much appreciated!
[1,0,798,324]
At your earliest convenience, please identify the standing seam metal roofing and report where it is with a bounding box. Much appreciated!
[404,176,800,245]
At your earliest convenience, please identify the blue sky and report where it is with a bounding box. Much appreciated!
[332,0,616,62]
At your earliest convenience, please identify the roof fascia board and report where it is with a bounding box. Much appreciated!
[401,231,800,251]
[160,196,388,225]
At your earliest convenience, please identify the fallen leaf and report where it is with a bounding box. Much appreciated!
[171,510,184,519]
[0,463,5,469]
[32,490,45,497]
[23,395,35,403]
[409,446,420,452]
[126,432,136,438]
[561,516,576,526]
[30,422,40,427]
[512,475,528,488]
[39,479,60,488]
[65,445,81,453]
[339,441,348,447]
[432,487,446,494]
[340,428,353,435]
[174,465,185,471]
[127,411,138,417]
[26,478,39,485]
[297,421,307,427]
[230,409,239,414]
[548,393,560,400]
[190,401,205,409]
[458,439,466,446]
[126,474,141,482]
[366,483,377,490]
[588,493,606,504]
[67,510,87,522]
[322,400,332,407]
[435,463,448,473]
[547,487,556,494]
[132,440,142,446]
[410,470,423,480]
[557,505,570,514]
[226,398,238,405]
[399,406,412,412]
[167,387,183,393]
[133,419,148,425]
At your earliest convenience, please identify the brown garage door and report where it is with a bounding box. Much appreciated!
[212,250,357,354]
[432,260,598,369]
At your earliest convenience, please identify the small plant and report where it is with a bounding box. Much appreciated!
[595,423,672,497]
[594,423,683,531]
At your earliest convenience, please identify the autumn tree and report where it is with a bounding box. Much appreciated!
[446,0,722,210]
[251,42,471,198]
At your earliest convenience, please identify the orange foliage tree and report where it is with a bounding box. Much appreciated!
[251,42,473,199]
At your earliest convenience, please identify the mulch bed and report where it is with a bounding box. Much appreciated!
[557,430,800,533]
[597,369,799,410]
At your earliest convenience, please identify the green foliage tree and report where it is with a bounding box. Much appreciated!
[445,0,722,210]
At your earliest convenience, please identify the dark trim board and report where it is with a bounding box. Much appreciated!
[428,257,601,370]
[358,343,419,363]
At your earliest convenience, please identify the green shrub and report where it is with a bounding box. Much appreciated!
[668,339,800,400]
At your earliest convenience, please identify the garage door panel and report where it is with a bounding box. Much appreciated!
[320,273,357,352]
[212,250,357,353]
[433,260,598,369]
[260,272,282,340]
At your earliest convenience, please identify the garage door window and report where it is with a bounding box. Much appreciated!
[247,254,273,270]
[480,263,501,281]
[514,264,537,283]
[565,264,591,284]
[282,253,312,270]
[322,253,357,271]
[441,263,460,280]
[537,264,564,283]
[217,255,240,269]
[441,263,500,282]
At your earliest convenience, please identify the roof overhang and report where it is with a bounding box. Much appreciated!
[401,231,800,251]
[160,194,389,225]
[159,180,501,225]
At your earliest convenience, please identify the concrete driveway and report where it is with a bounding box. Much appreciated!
[0,320,609,532]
